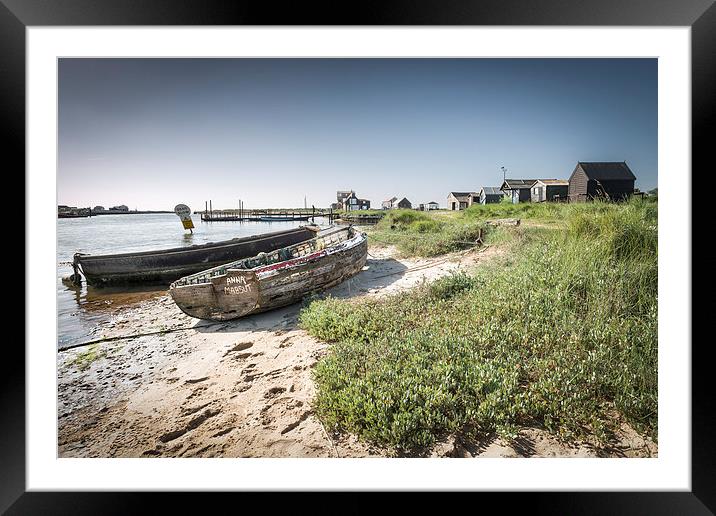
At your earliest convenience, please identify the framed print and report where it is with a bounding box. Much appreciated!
[4,0,714,512]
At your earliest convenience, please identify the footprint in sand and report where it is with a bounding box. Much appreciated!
[158,408,221,443]
[180,402,211,416]
[186,385,208,400]
[211,427,234,438]
[263,386,286,399]
[223,342,253,358]
[185,376,209,384]
[280,410,313,435]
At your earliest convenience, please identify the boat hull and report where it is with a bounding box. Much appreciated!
[170,232,367,321]
[74,226,318,287]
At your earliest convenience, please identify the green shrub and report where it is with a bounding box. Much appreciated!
[301,200,658,452]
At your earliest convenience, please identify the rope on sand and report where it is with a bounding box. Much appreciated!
[367,243,490,281]
[318,420,341,458]
[58,322,228,353]
[61,238,489,353]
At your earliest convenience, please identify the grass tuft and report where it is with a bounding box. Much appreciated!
[300,199,657,452]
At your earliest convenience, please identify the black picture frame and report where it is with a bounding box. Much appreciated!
[5,0,713,513]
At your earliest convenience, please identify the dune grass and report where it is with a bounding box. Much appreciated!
[366,209,485,257]
[300,199,658,453]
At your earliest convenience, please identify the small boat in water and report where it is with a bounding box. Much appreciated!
[72,225,320,287]
[169,225,367,321]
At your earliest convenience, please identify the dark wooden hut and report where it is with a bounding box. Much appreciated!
[397,197,412,209]
[478,187,504,204]
[567,162,636,202]
[500,179,537,204]
[531,180,569,202]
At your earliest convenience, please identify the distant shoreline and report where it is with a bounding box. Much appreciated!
[93,211,174,215]
[58,211,174,218]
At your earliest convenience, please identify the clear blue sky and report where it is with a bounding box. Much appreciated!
[58,58,657,210]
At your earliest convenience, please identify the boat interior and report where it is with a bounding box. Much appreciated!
[172,225,357,286]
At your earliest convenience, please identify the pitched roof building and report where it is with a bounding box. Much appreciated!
[447,192,472,210]
[500,179,538,203]
[478,186,505,204]
[531,179,569,202]
[382,196,399,209]
[397,197,412,209]
[568,162,636,202]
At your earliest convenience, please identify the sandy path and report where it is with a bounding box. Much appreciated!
[57,243,655,458]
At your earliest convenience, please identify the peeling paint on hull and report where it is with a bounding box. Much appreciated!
[170,228,367,321]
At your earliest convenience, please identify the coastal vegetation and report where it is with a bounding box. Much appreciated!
[368,209,486,257]
[300,198,658,453]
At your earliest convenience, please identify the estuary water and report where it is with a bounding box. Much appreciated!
[57,213,310,349]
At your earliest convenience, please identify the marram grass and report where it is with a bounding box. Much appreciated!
[300,199,657,453]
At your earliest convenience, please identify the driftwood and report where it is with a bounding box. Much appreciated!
[485,218,521,226]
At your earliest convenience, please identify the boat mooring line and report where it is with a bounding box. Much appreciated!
[58,322,228,353]
[366,243,489,280]
[60,242,488,353]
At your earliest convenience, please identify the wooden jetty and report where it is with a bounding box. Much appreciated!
[198,201,342,223]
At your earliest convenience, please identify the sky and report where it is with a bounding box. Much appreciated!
[58,58,657,210]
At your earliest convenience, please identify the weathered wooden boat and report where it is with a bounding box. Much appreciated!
[72,225,320,287]
[169,225,367,321]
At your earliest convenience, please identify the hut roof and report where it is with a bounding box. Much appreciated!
[502,179,537,190]
[480,186,503,195]
[535,179,569,186]
[577,162,636,181]
[448,192,472,202]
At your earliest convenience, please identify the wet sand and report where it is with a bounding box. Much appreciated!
[57,244,656,458]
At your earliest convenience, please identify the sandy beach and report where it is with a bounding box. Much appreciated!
[58,243,656,458]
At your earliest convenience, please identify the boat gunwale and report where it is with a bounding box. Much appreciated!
[73,225,319,263]
[170,227,364,289]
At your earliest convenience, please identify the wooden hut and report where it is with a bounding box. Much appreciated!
[478,186,504,205]
[568,162,636,202]
[343,192,371,211]
[447,192,471,210]
[467,192,481,206]
[382,196,398,209]
[397,197,412,209]
[500,179,537,204]
[531,179,569,202]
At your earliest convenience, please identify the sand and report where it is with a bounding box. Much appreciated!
[57,243,656,458]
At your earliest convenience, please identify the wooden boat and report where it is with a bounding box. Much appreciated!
[169,225,367,321]
[72,225,320,287]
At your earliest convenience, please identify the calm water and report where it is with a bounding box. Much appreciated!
[57,213,311,349]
